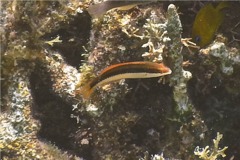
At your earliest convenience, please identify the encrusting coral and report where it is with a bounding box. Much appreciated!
[165,4,193,113]
[1,0,91,159]
[117,3,193,113]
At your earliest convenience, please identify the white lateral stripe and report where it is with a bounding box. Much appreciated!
[95,71,172,89]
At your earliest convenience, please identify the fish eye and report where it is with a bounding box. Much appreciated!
[195,36,201,43]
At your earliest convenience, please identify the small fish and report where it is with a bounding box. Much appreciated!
[87,0,154,18]
[192,2,229,47]
[77,61,172,99]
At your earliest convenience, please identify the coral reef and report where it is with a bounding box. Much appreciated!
[165,4,193,113]
[0,70,40,159]
[1,0,91,159]
[1,0,240,160]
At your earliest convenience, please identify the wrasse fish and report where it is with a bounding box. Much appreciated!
[77,61,172,99]
[87,0,154,18]
[192,2,229,47]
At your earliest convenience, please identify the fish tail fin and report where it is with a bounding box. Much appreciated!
[76,83,94,100]
[216,1,230,11]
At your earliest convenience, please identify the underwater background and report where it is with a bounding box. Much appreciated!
[1,0,240,159]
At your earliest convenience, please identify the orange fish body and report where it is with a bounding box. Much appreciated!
[77,61,171,99]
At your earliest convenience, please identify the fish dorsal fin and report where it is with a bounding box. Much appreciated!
[216,1,229,11]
